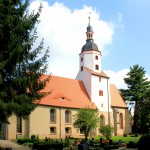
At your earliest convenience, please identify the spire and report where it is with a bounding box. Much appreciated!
[86,15,93,40]
[81,15,99,52]
[88,15,91,25]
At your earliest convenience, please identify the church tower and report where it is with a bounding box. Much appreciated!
[76,17,111,113]
[79,16,102,74]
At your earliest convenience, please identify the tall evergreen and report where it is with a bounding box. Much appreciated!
[0,0,50,123]
[119,64,150,134]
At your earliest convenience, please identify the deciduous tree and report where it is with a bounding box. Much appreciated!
[73,107,99,140]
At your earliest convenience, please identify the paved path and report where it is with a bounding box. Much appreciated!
[0,140,31,150]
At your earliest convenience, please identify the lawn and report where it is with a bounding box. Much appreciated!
[111,135,140,143]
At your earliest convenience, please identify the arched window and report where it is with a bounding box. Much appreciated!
[17,116,22,133]
[50,109,56,123]
[119,113,123,129]
[65,110,71,123]
[100,115,105,128]
[95,65,99,70]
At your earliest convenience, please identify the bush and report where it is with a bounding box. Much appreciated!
[17,138,31,144]
[31,134,37,141]
[99,125,114,140]
[138,134,150,150]
[32,142,63,150]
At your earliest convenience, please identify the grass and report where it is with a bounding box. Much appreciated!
[111,135,140,143]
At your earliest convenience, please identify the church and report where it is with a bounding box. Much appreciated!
[0,18,132,140]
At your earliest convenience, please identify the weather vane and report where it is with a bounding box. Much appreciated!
[88,12,92,25]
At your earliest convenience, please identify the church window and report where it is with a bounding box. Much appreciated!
[65,127,72,135]
[50,109,56,123]
[50,127,56,134]
[119,113,123,129]
[100,115,105,128]
[81,66,83,71]
[65,110,71,123]
[99,90,103,96]
[80,128,84,134]
[95,55,98,60]
[81,57,83,62]
[95,65,99,70]
[99,76,101,82]
[101,103,103,107]
[17,116,22,133]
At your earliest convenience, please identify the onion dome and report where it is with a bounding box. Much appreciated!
[81,16,99,53]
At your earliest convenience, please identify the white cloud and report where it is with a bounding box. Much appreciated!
[104,69,129,89]
[29,0,114,79]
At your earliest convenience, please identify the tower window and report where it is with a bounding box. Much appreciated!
[95,55,98,60]
[81,66,83,71]
[81,57,83,62]
[95,65,99,70]
[99,77,101,82]
[99,90,103,96]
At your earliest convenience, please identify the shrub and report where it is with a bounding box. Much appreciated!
[32,142,63,150]
[99,125,114,140]
[17,138,31,144]
[138,134,150,150]
[31,134,37,141]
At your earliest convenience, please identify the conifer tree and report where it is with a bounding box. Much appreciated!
[0,0,50,123]
[119,64,150,134]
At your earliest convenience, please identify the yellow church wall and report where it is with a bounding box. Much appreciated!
[28,105,85,139]
[4,105,131,140]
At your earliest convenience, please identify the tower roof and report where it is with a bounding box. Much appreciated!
[81,16,99,53]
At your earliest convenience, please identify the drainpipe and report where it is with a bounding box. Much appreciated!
[60,107,61,139]
[107,78,110,125]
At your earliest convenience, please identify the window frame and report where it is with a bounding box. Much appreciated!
[16,116,22,134]
[65,110,71,124]
[50,127,56,134]
[99,90,103,96]
[50,109,56,123]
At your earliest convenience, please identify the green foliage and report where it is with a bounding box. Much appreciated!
[32,142,63,150]
[119,64,150,133]
[138,134,150,150]
[17,138,31,144]
[0,0,50,123]
[111,135,140,143]
[31,134,38,141]
[99,125,114,140]
[73,107,99,140]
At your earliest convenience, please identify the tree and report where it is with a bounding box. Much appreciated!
[138,90,150,133]
[119,64,150,134]
[0,0,50,123]
[73,107,99,140]
[99,124,114,140]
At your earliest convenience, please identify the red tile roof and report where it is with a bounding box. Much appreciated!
[84,67,109,78]
[38,75,97,109]
[110,84,127,108]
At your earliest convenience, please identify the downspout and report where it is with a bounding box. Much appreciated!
[60,107,61,139]
[107,78,110,125]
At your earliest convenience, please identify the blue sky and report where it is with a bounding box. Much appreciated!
[30,0,150,89]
